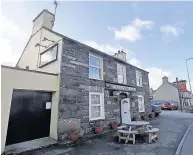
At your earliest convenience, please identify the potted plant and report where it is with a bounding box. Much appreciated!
[110,121,118,129]
[68,130,78,141]
[67,123,78,141]
[94,122,104,134]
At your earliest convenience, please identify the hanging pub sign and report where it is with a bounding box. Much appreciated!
[178,81,187,92]
[105,82,136,92]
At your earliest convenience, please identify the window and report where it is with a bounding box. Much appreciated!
[89,92,105,121]
[39,44,58,67]
[117,63,126,84]
[89,54,102,80]
[136,70,143,87]
[138,95,145,112]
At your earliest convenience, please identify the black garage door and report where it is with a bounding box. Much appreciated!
[6,90,52,145]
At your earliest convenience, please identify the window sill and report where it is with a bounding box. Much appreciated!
[89,77,102,81]
[39,59,57,68]
[118,82,127,85]
[89,117,105,122]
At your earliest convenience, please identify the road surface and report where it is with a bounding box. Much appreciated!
[23,111,193,155]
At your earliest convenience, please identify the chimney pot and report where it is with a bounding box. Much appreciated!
[162,76,169,84]
[32,10,55,35]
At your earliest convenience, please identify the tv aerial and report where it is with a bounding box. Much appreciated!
[52,0,59,27]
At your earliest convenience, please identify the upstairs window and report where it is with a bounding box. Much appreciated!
[89,54,102,80]
[136,70,143,87]
[39,44,58,67]
[117,63,126,84]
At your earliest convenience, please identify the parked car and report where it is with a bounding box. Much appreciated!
[151,101,162,116]
[161,102,172,110]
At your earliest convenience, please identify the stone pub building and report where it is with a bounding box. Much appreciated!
[2,9,151,152]
[59,43,151,139]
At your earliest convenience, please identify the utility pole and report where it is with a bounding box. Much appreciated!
[176,77,183,112]
[186,58,193,93]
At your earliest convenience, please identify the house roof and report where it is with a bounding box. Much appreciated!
[170,83,178,89]
[42,26,149,73]
[153,82,178,95]
[16,25,148,74]
[173,80,187,83]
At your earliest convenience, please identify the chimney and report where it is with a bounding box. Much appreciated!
[32,9,55,35]
[162,76,169,84]
[114,50,127,62]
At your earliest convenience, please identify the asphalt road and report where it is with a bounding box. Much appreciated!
[24,111,193,155]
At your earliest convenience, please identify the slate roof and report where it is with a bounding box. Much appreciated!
[170,83,178,89]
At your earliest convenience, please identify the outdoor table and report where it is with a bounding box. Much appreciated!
[117,121,151,144]
[126,121,150,127]
[126,121,150,134]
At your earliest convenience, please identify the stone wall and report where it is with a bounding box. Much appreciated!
[58,38,151,140]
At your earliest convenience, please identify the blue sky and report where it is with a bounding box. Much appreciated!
[1,1,193,90]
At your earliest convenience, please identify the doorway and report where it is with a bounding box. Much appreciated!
[6,90,52,145]
[121,97,131,124]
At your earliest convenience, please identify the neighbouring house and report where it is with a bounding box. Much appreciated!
[153,76,193,107]
[1,9,151,153]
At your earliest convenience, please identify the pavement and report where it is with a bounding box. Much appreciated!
[176,122,193,155]
[20,111,193,155]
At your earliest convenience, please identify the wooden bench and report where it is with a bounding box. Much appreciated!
[145,128,159,143]
[146,125,153,130]
[117,125,127,130]
[117,130,138,144]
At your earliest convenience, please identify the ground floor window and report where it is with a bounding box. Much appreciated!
[89,92,105,121]
[138,95,145,112]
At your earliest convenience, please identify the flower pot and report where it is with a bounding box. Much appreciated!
[111,122,118,129]
[95,127,103,134]
[69,132,78,141]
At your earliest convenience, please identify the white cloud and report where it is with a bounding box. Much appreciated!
[0,38,21,66]
[129,58,141,68]
[108,18,154,42]
[132,18,153,29]
[0,15,29,66]
[83,40,141,67]
[160,24,184,37]
[145,67,175,90]
[108,25,141,42]
[83,40,121,56]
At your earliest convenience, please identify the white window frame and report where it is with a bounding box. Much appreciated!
[138,95,145,112]
[89,54,103,80]
[117,63,127,84]
[89,92,105,121]
[136,70,143,87]
[39,43,58,68]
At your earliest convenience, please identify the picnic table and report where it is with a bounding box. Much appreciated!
[126,121,150,127]
[117,121,159,144]
[117,121,150,131]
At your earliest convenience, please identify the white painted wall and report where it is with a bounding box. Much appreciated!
[153,83,180,103]
[17,28,63,74]
[1,66,59,153]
